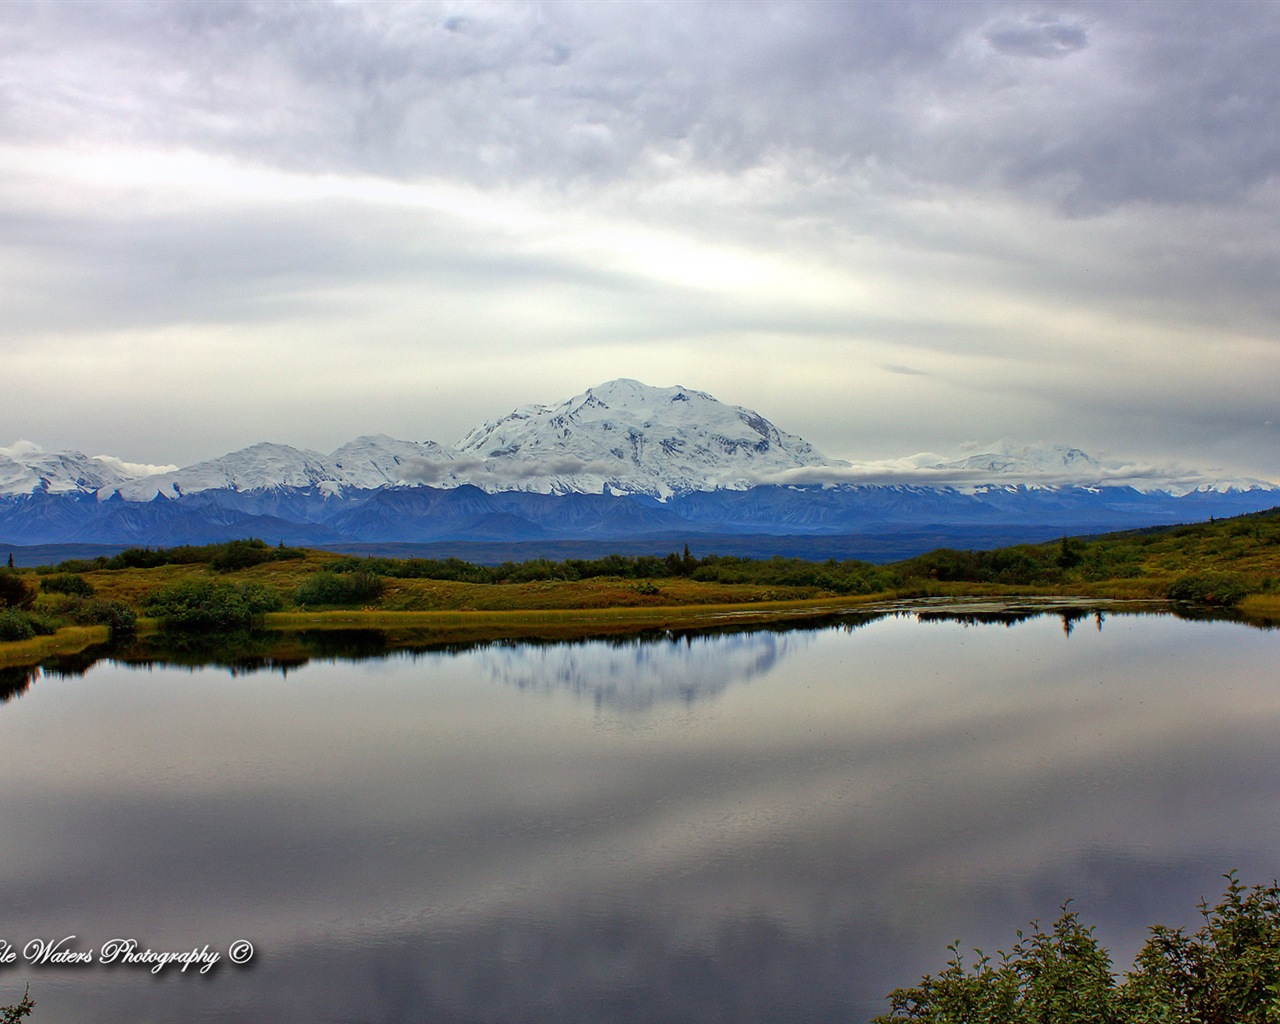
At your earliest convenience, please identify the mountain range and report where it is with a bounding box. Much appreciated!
[3,379,1277,559]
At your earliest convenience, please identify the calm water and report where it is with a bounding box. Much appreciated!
[1,609,1278,1022]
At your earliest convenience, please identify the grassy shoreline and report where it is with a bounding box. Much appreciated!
[3,507,1279,668]
[0,591,1177,671]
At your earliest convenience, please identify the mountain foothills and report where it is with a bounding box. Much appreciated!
[2,379,1277,552]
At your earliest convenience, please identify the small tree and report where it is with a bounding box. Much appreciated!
[1,985,34,1022]
[875,874,1280,1024]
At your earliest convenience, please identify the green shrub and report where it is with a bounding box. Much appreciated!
[1167,573,1248,607]
[22,612,58,637]
[68,598,138,639]
[209,538,306,572]
[0,608,60,642]
[295,570,384,607]
[143,580,283,632]
[0,609,34,642]
[875,873,1280,1024]
[0,570,34,609]
[40,573,95,597]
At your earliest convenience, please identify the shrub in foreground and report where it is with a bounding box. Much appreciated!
[0,609,58,641]
[1167,573,1248,607]
[295,570,384,607]
[874,873,1280,1024]
[0,609,35,642]
[39,573,95,597]
[68,598,138,639]
[1,985,34,1022]
[0,570,34,610]
[143,580,283,632]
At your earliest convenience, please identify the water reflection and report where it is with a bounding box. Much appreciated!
[1,599,1270,699]
[475,630,815,711]
[0,611,1278,1023]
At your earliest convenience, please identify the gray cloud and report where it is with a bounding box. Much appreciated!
[985,14,1088,59]
[6,1,1278,210]
[749,462,1224,491]
[2,1,1279,478]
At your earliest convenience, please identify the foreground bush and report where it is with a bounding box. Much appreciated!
[1,985,33,1022]
[0,609,58,641]
[39,573,94,597]
[1167,573,1249,607]
[295,570,384,607]
[67,598,138,639]
[0,570,34,610]
[874,873,1280,1024]
[143,580,283,631]
[0,609,35,642]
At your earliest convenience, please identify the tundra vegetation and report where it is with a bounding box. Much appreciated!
[0,510,1278,661]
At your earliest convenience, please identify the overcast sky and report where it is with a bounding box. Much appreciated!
[2,0,1279,479]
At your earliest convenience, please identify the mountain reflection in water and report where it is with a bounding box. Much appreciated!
[475,630,815,711]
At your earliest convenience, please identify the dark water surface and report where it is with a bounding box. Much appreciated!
[1,610,1278,1022]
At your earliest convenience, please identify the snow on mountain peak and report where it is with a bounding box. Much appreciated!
[3,385,1276,502]
[453,379,833,498]
[327,435,458,489]
[0,440,171,496]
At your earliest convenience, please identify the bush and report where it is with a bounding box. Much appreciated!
[295,570,384,607]
[1167,573,1248,607]
[40,573,95,597]
[0,570,34,610]
[143,580,283,632]
[0,608,59,642]
[209,538,307,572]
[68,598,138,639]
[874,873,1280,1024]
[0,609,34,642]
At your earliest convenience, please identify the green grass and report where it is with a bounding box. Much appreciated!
[0,625,107,669]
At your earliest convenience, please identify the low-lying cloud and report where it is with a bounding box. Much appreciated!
[400,454,624,486]
[395,450,1242,493]
[745,462,1227,492]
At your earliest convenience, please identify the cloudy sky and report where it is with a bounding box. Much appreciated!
[2,0,1279,480]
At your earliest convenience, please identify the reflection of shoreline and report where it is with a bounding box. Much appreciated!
[0,597,1260,704]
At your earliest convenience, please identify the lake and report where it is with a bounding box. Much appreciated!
[1,606,1277,1022]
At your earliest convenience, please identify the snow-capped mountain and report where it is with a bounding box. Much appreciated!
[327,435,458,490]
[108,436,460,501]
[3,381,1278,556]
[109,442,340,501]
[452,378,834,499]
[935,442,1106,480]
[916,441,1275,496]
[5,380,837,502]
[0,440,174,496]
